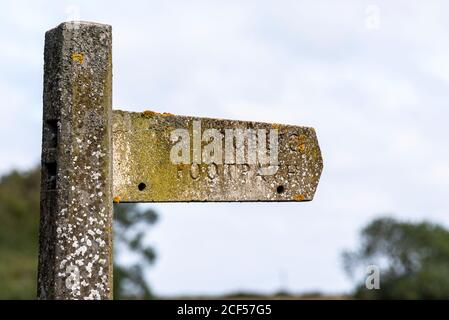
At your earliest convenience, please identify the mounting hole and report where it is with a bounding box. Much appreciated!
[276,185,285,194]
[138,183,146,191]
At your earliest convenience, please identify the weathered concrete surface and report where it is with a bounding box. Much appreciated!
[112,111,323,202]
[38,22,113,299]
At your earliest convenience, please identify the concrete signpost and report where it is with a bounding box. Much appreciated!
[38,21,323,300]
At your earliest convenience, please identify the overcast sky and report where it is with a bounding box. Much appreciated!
[1,0,449,296]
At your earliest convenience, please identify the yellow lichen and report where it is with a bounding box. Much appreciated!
[142,110,158,118]
[161,112,174,117]
[113,196,121,203]
[298,143,306,153]
[293,194,305,201]
[72,52,84,64]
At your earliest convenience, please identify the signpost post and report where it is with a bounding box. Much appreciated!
[38,21,323,300]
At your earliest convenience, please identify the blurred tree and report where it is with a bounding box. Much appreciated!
[0,167,158,299]
[343,217,449,299]
[113,203,158,299]
[0,169,40,299]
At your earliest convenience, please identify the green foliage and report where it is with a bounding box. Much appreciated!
[0,167,158,299]
[0,168,40,299]
[343,217,449,299]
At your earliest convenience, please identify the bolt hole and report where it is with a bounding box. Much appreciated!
[277,185,285,194]
[138,183,146,191]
